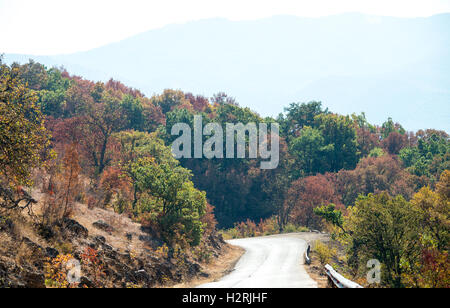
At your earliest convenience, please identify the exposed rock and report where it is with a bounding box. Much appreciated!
[199,272,210,278]
[93,235,106,244]
[134,269,151,284]
[36,223,55,240]
[45,247,59,259]
[63,218,88,238]
[92,220,114,233]
[79,276,95,288]
[138,234,153,242]
[20,268,45,288]
[188,263,201,277]
[1,214,226,288]
[21,237,43,253]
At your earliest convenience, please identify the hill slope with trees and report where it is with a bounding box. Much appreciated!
[0,58,448,287]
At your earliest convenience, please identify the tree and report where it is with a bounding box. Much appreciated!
[381,131,409,155]
[289,126,327,177]
[381,117,405,139]
[399,132,449,184]
[185,93,211,113]
[279,101,326,142]
[314,113,358,172]
[211,92,238,106]
[336,155,415,206]
[152,89,191,114]
[345,193,420,288]
[401,171,450,288]
[61,143,80,218]
[83,91,128,175]
[120,94,144,131]
[36,68,72,117]
[286,174,343,230]
[314,203,346,233]
[41,143,80,225]
[64,78,95,117]
[0,62,51,211]
[411,171,450,251]
[141,97,165,132]
[133,157,206,246]
[113,130,174,209]
[12,60,49,91]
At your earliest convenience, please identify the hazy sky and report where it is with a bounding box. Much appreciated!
[1,0,450,55]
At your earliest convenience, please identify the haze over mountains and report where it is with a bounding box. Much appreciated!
[4,13,450,131]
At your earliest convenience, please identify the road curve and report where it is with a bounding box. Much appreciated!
[198,233,319,288]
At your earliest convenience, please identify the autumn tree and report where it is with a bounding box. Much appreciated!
[352,113,380,158]
[0,61,51,211]
[336,155,416,206]
[381,131,409,155]
[11,60,49,91]
[61,144,81,217]
[41,143,81,225]
[285,174,343,230]
[151,89,191,114]
[399,171,449,288]
[185,93,211,113]
[83,91,128,175]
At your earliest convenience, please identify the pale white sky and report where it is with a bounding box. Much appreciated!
[1,0,450,55]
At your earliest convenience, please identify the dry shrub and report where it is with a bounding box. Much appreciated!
[235,219,258,238]
[314,240,337,266]
[201,203,218,235]
[41,143,80,226]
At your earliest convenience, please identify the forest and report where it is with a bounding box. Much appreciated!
[0,58,448,288]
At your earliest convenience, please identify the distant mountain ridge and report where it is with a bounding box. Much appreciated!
[5,13,450,131]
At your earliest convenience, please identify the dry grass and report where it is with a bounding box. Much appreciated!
[172,244,245,288]
[305,250,330,288]
[15,189,153,258]
[71,201,150,256]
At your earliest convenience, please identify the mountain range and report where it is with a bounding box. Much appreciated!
[4,13,450,131]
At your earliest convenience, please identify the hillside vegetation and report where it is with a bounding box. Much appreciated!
[0,58,448,287]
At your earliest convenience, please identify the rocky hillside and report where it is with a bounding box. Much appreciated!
[0,197,226,288]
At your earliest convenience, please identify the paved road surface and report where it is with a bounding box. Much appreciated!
[198,233,321,288]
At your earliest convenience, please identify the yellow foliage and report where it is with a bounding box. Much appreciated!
[314,240,337,266]
[44,254,77,288]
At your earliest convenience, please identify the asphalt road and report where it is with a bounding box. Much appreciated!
[198,233,322,288]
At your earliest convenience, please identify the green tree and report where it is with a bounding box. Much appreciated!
[381,117,405,139]
[279,101,326,142]
[120,94,144,131]
[113,130,175,209]
[289,126,328,177]
[133,156,206,246]
[314,113,358,172]
[399,132,449,182]
[345,193,420,287]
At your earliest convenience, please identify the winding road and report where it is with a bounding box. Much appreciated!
[198,233,324,288]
